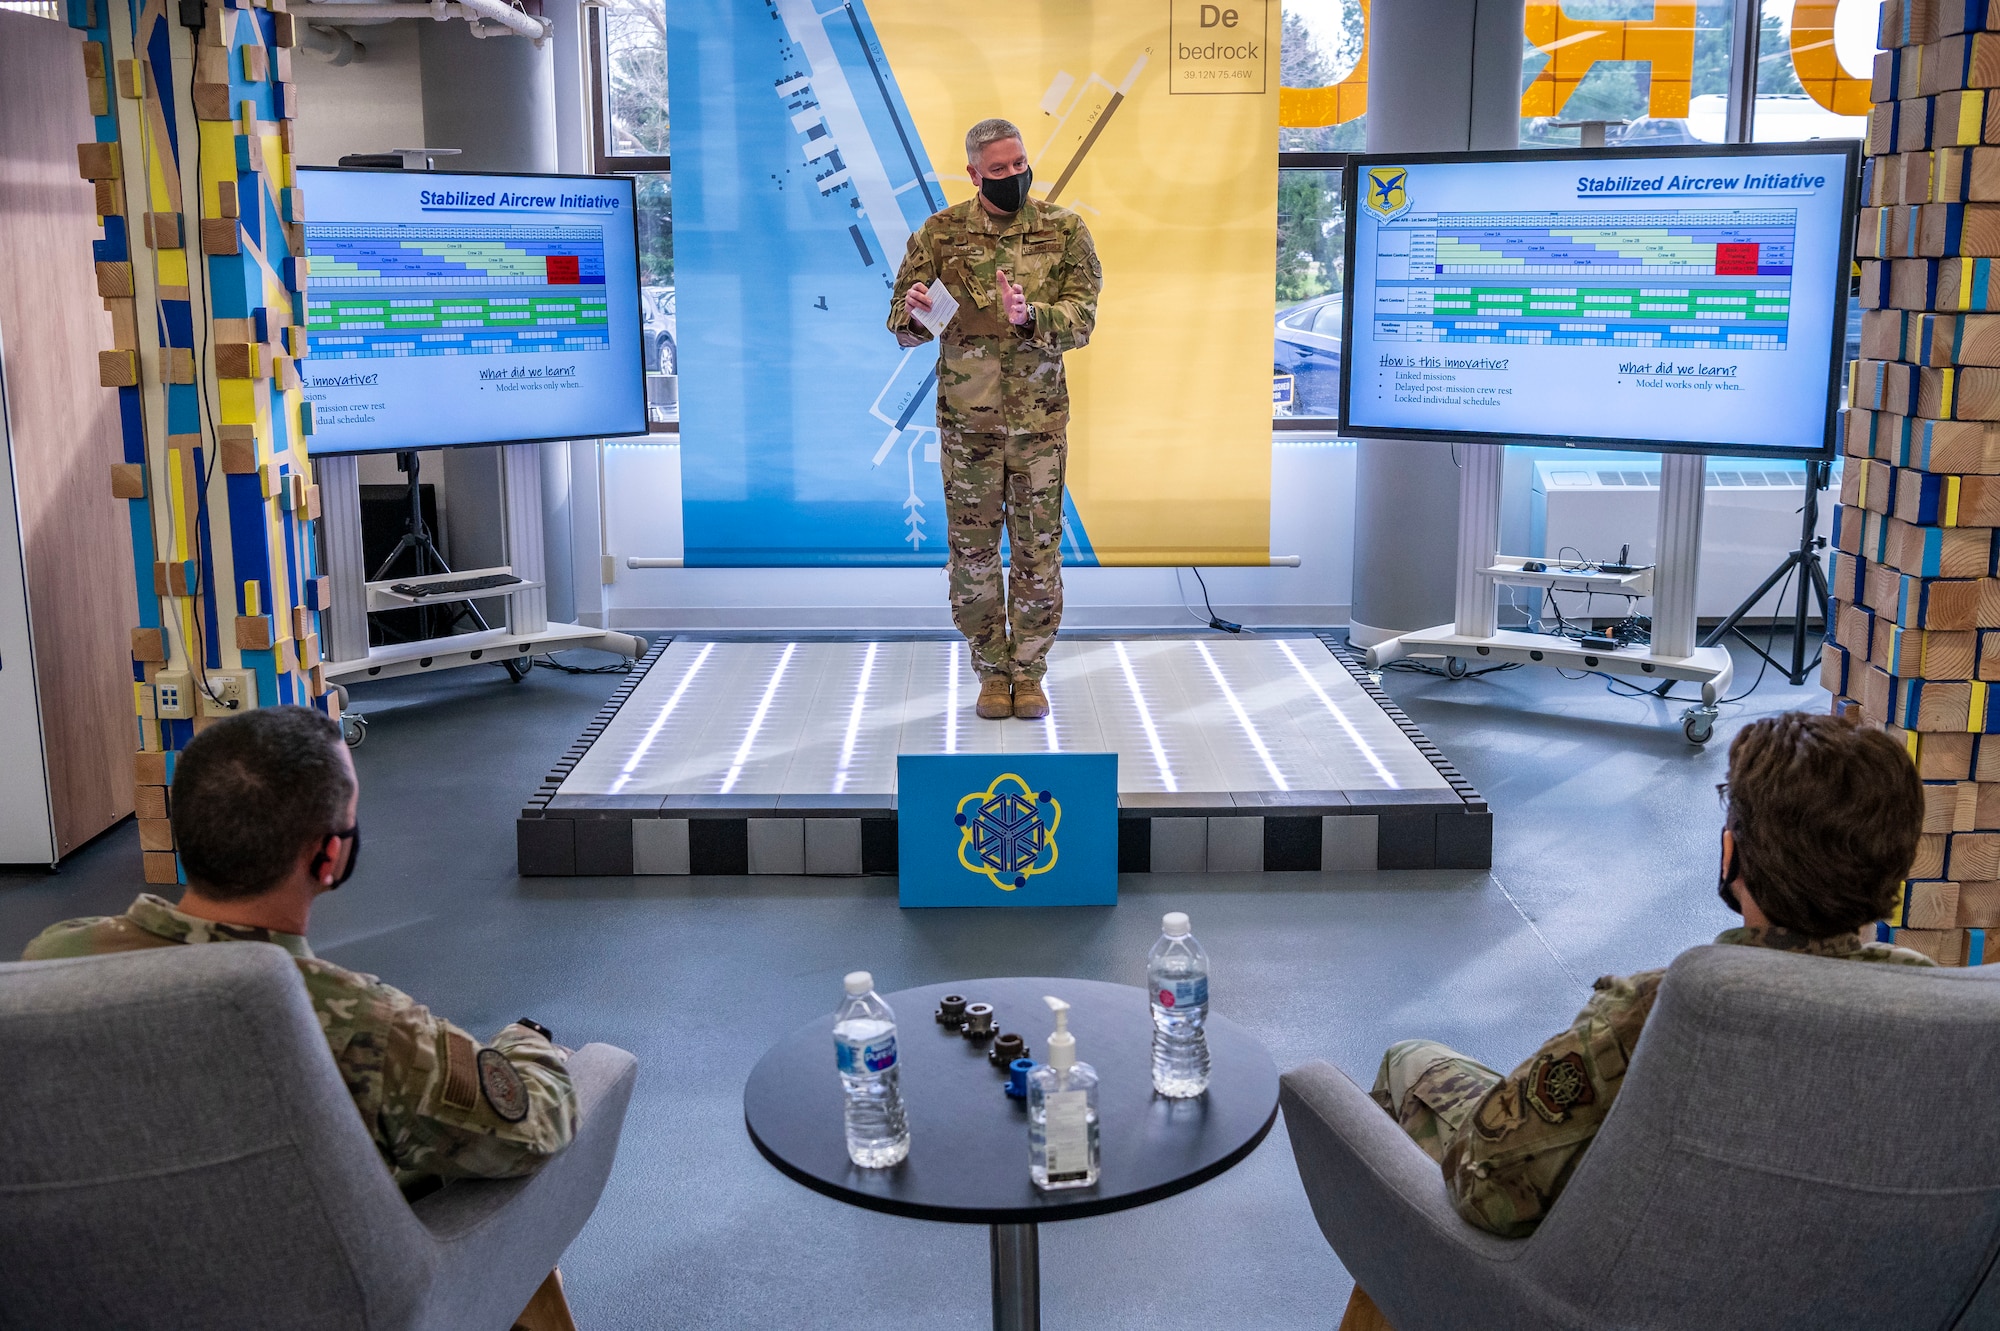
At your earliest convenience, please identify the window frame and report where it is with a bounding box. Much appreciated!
[1275,153,1349,428]
[589,5,670,175]
[588,7,675,431]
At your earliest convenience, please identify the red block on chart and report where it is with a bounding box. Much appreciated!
[1714,242,1760,276]
[544,254,581,284]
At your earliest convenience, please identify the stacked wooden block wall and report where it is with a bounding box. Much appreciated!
[1837,0,2000,964]
[69,0,329,884]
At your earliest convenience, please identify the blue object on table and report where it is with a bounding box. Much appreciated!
[1007,1058,1039,1099]
[896,753,1118,908]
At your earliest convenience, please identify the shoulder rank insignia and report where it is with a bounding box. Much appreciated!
[477,1048,530,1123]
[1526,1051,1596,1124]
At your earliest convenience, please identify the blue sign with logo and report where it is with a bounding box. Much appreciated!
[897,753,1118,907]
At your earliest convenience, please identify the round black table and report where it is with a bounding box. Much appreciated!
[744,978,1279,1330]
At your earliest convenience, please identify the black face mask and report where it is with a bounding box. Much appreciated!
[1717,832,1740,914]
[311,825,362,889]
[979,165,1032,214]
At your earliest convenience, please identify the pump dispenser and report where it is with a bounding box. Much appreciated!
[1027,995,1100,1189]
[1045,996,1075,1069]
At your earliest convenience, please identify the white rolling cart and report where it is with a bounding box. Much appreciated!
[317,444,646,745]
[1364,444,1733,744]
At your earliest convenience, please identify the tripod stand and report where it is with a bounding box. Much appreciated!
[1697,459,1831,685]
[370,451,491,643]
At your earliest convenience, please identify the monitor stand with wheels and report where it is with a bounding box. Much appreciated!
[1363,444,1733,745]
[316,443,644,739]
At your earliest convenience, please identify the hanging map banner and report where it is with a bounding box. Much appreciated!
[668,0,1277,566]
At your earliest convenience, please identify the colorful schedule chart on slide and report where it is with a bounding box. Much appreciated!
[1344,150,1852,453]
[296,168,645,455]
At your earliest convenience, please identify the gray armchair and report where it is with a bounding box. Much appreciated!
[1281,945,2000,1331]
[0,942,637,1330]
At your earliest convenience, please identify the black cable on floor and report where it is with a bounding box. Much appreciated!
[1188,567,1242,634]
[1384,659,1521,679]
[531,653,632,675]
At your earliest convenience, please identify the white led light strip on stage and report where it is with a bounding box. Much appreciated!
[609,643,716,795]
[722,643,798,794]
[1113,640,1177,793]
[1195,641,1288,792]
[945,647,961,756]
[834,642,880,794]
[1275,639,1399,789]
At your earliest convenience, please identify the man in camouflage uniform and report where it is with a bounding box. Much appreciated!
[1341,713,1937,1331]
[889,117,1101,720]
[23,706,580,1331]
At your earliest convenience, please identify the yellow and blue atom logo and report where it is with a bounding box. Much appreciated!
[955,773,1061,892]
[1365,166,1411,222]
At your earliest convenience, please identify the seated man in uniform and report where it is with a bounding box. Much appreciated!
[1344,711,1935,1331]
[25,706,582,1331]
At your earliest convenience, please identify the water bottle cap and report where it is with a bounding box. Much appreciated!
[843,971,873,995]
[1162,912,1190,937]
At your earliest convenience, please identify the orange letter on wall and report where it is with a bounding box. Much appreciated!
[1522,2,1697,119]
[1278,0,1369,129]
[1790,0,1870,116]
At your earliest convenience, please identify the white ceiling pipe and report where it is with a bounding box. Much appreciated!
[291,0,550,44]
[299,20,364,63]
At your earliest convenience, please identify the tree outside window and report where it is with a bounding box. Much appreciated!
[601,0,668,157]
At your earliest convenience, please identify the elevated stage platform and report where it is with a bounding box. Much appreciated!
[518,635,1489,877]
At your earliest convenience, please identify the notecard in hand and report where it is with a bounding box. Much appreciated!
[913,284,959,337]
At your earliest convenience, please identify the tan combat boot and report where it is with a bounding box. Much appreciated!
[976,674,1013,719]
[1012,678,1049,719]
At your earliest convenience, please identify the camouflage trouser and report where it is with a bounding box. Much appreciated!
[940,426,1066,682]
[1370,1039,1503,1164]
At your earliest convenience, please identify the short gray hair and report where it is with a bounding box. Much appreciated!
[965,118,1023,162]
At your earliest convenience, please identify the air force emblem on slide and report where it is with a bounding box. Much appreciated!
[956,773,1061,891]
[1365,166,1411,222]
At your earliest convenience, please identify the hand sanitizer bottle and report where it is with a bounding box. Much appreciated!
[1028,995,1100,1190]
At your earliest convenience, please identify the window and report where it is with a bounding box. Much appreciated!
[1519,0,1741,148]
[596,0,669,161]
[1751,0,1873,142]
[1274,166,1345,420]
[1280,0,1367,152]
[591,0,674,425]
[633,173,676,425]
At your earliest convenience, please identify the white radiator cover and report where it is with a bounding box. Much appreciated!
[1528,460,1836,624]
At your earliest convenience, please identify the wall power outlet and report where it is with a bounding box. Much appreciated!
[197,670,257,717]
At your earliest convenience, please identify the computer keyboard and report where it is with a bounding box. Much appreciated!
[387,572,523,599]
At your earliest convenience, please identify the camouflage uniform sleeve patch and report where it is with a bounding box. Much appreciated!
[1025,217,1100,356]
[477,1047,530,1122]
[1440,969,1663,1238]
[441,1029,479,1112]
[1524,1051,1597,1124]
[376,1015,579,1191]
[296,959,578,1191]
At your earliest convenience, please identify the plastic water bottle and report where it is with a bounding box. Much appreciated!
[1148,912,1210,1097]
[834,971,909,1167]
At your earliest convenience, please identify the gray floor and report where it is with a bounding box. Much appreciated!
[0,633,1824,1329]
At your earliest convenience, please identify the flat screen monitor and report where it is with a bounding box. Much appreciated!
[294,167,647,456]
[1339,141,1859,458]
